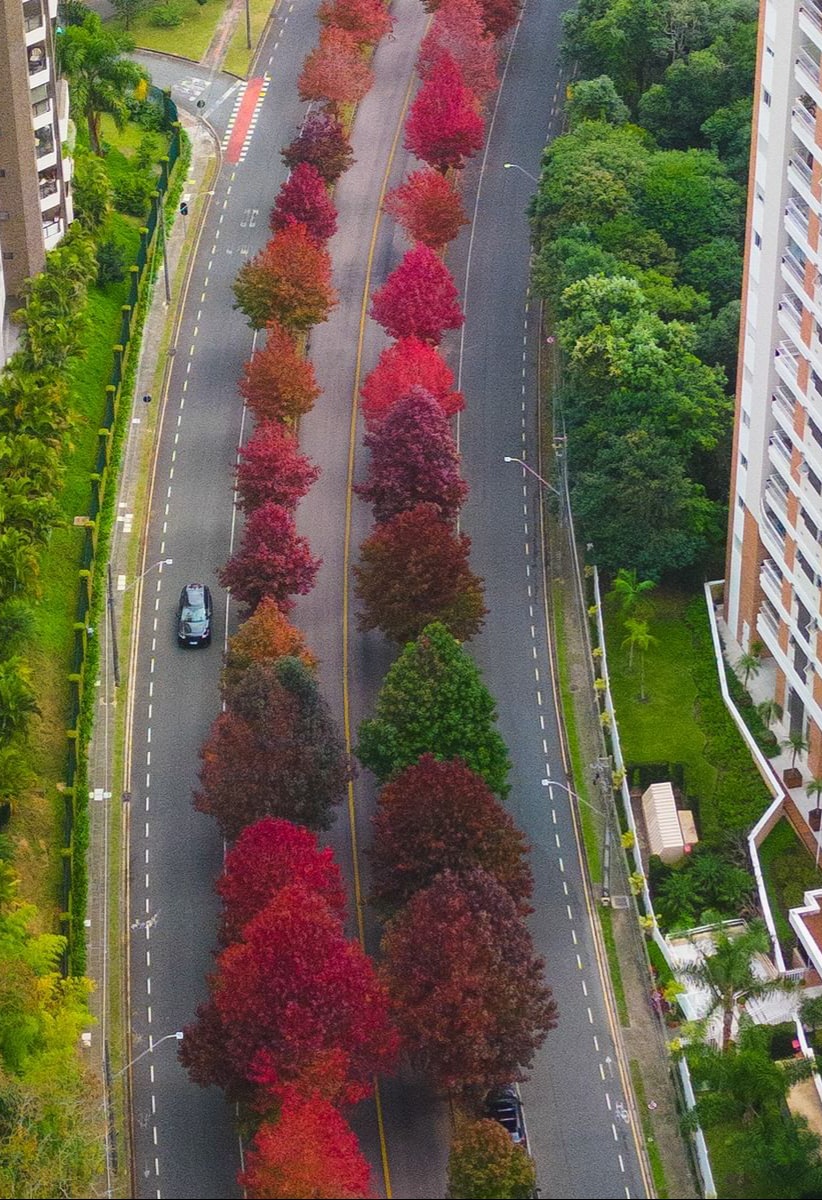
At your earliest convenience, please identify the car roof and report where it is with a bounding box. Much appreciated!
[183,583,206,599]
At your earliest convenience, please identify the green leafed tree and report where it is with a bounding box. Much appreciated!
[357,622,511,795]
[56,12,146,155]
[566,75,630,127]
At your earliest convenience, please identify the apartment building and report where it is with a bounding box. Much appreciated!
[0,0,73,361]
[725,0,822,772]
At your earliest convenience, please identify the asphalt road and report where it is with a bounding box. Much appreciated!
[126,6,323,1198]
[445,6,648,1196]
[125,2,650,1198]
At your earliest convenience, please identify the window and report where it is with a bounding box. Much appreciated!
[764,88,772,106]
[741,454,748,468]
[754,231,762,247]
[1,252,13,261]
[743,409,751,427]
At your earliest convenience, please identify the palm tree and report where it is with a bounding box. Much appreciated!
[677,920,794,1052]
[736,649,762,687]
[56,13,146,155]
[621,617,658,700]
[0,744,33,811]
[0,657,39,742]
[756,698,783,729]
[807,778,822,829]
[783,730,810,768]
[608,567,656,615]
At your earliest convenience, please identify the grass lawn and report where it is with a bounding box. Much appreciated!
[759,818,822,956]
[223,0,275,77]
[605,589,770,845]
[110,0,226,60]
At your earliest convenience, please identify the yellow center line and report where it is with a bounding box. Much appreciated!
[339,47,427,1200]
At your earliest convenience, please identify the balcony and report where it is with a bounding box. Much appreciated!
[789,155,820,217]
[773,384,797,440]
[775,340,804,396]
[797,48,822,110]
[27,44,49,90]
[787,197,813,256]
[801,2,822,52]
[779,292,805,345]
[39,176,60,212]
[42,215,64,250]
[31,98,52,131]
[765,477,791,527]
[757,597,782,641]
[23,1,44,41]
[794,97,820,161]
[760,558,785,609]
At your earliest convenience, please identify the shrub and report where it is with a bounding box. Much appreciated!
[149,1,183,27]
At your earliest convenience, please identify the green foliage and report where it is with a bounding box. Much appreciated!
[447,1119,537,1199]
[694,300,741,391]
[72,151,114,230]
[357,622,511,795]
[56,12,146,155]
[149,1,184,27]
[653,849,754,931]
[759,820,822,958]
[679,237,742,312]
[112,169,155,217]
[96,238,127,284]
[566,75,630,127]
[635,148,743,255]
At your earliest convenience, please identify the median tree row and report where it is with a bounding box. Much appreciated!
[185,6,396,1197]
[351,4,554,1196]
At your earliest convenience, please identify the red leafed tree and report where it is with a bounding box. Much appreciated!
[423,0,520,39]
[383,168,468,249]
[354,502,486,643]
[180,885,399,1104]
[224,598,317,691]
[219,502,320,612]
[233,225,337,331]
[404,52,485,173]
[238,322,320,424]
[381,868,557,1094]
[370,754,532,911]
[235,423,319,513]
[298,27,374,115]
[217,817,347,944]
[360,336,463,427]
[418,0,499,100]
[355,387,467,522]
[370,244,464,344]
[319,0,393,46]
[282,112,354,184]
[196,658,350,839]
[239,1089,372,1199]
[270,162,338,245]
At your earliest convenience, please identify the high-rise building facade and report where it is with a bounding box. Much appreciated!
[0,0,74,361]
[726,0,822,772]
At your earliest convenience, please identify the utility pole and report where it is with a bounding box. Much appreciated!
[246,0,252,49]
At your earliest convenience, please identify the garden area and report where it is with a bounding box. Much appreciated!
[106,0,274,75]
[759,818,822,960]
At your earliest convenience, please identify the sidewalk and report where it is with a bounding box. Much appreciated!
[547,483,698,1198]
[85,109,219,1194]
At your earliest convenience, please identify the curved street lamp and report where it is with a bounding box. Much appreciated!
[503,162,539,183]
[503,454,561,498]
[111,1031,184,1082]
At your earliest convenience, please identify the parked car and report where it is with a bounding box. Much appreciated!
[176,583,212,647]
[484,1085,528,1148]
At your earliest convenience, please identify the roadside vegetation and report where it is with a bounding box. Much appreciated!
[0,12,183,1191]
[551,2,822,1196]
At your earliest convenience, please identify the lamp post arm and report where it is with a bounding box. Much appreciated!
[111,1031,183,1081]
[503,455,561,498]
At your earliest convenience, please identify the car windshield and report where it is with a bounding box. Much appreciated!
[182,604,205,622]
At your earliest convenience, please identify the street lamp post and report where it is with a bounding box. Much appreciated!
[503,162,539,184]
[503,454,561,498]
[108,558,172,687]
[111,1030,184,1082]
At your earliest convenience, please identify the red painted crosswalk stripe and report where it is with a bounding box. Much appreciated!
[225,76,265,164]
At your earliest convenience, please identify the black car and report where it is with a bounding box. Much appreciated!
[485,1085,528,1149]
[176,583,212,647]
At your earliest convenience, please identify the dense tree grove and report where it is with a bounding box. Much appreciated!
[355,502,487,643]
[530,0,755,579]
